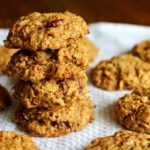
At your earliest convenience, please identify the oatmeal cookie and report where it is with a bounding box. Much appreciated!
[85,130,150,150]
[14,96,95,137]
[91,54,150,90]
[115,88,150,134]
[0,84,11,110]
[4,11,89,51]
[7,49,85,82]
[132,40,150,62]
[0,131,39,150]
[77,37,99,63]
[14,73,88,108]
[0,46,17,75]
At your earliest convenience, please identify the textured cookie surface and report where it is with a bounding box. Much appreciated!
[85,130,150,150]
[0,46,17,75]
[7,49,85,82]
[77,37,99,63]
[4,11,89,51]
[91,54,150,90]
[115,88,150,133]
[0,84,11,110]
[14,96,95,137]
[0,131,39,150]
[132,40,150,62]
[14,73,88,108]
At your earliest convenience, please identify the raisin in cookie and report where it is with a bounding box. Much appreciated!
[14,96,95,137]
[115,88,150,134]
[132,40,150,62]
[14,73,88,108]
[0,46,17,75]
[91,54,150,90]
[85,130,150,150]
[77,37,99,63]
[0,131,39,150]
[0,85,11,110]
[7,49,85,82]
[4,11,89,51]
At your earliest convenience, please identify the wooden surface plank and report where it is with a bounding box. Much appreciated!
[0,0,150,28]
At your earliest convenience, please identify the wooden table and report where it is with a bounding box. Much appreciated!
[0,0,150,28]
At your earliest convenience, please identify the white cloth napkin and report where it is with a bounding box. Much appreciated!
[0,23,150,150]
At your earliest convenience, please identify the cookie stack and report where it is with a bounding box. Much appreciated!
[5,11,95,137]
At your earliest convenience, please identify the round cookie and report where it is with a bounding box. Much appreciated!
[115,88,150,134]
[14,96,95,137]
[77,37,99,63]
[0,84,11,110]
[132,40,150,62]
[14,73,88,108]
[91,54,150,91]
[85,130,150,150]
[7,49,85,82]
[4,11,89,51]
[0,131,39,150]
[0,46,17,75]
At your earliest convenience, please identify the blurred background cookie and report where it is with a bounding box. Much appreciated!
[85,130,150,150]
[77,37,98,63]
[115,88,150,134]
[0,84,11,110]
[91,54,150,90]
[132,40,150,62]
[0,131,39,150]
[0,46,17,75]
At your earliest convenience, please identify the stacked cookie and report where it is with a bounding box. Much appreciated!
[5,11,95,137]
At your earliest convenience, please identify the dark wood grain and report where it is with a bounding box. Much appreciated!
[0,0,150,28]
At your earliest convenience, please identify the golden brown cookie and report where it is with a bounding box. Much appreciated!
[115,88,150,134]
[0,131,39,150]
[14,96,95,137]
[77,37,99,63]
[91,54,150,91]
[4,11,89,51]
[85,130,150,150]
[0,84,11,110]
[7,49,85,82]
[0,46,17,75]
[132,40,150,62]
[14,73,88,108]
